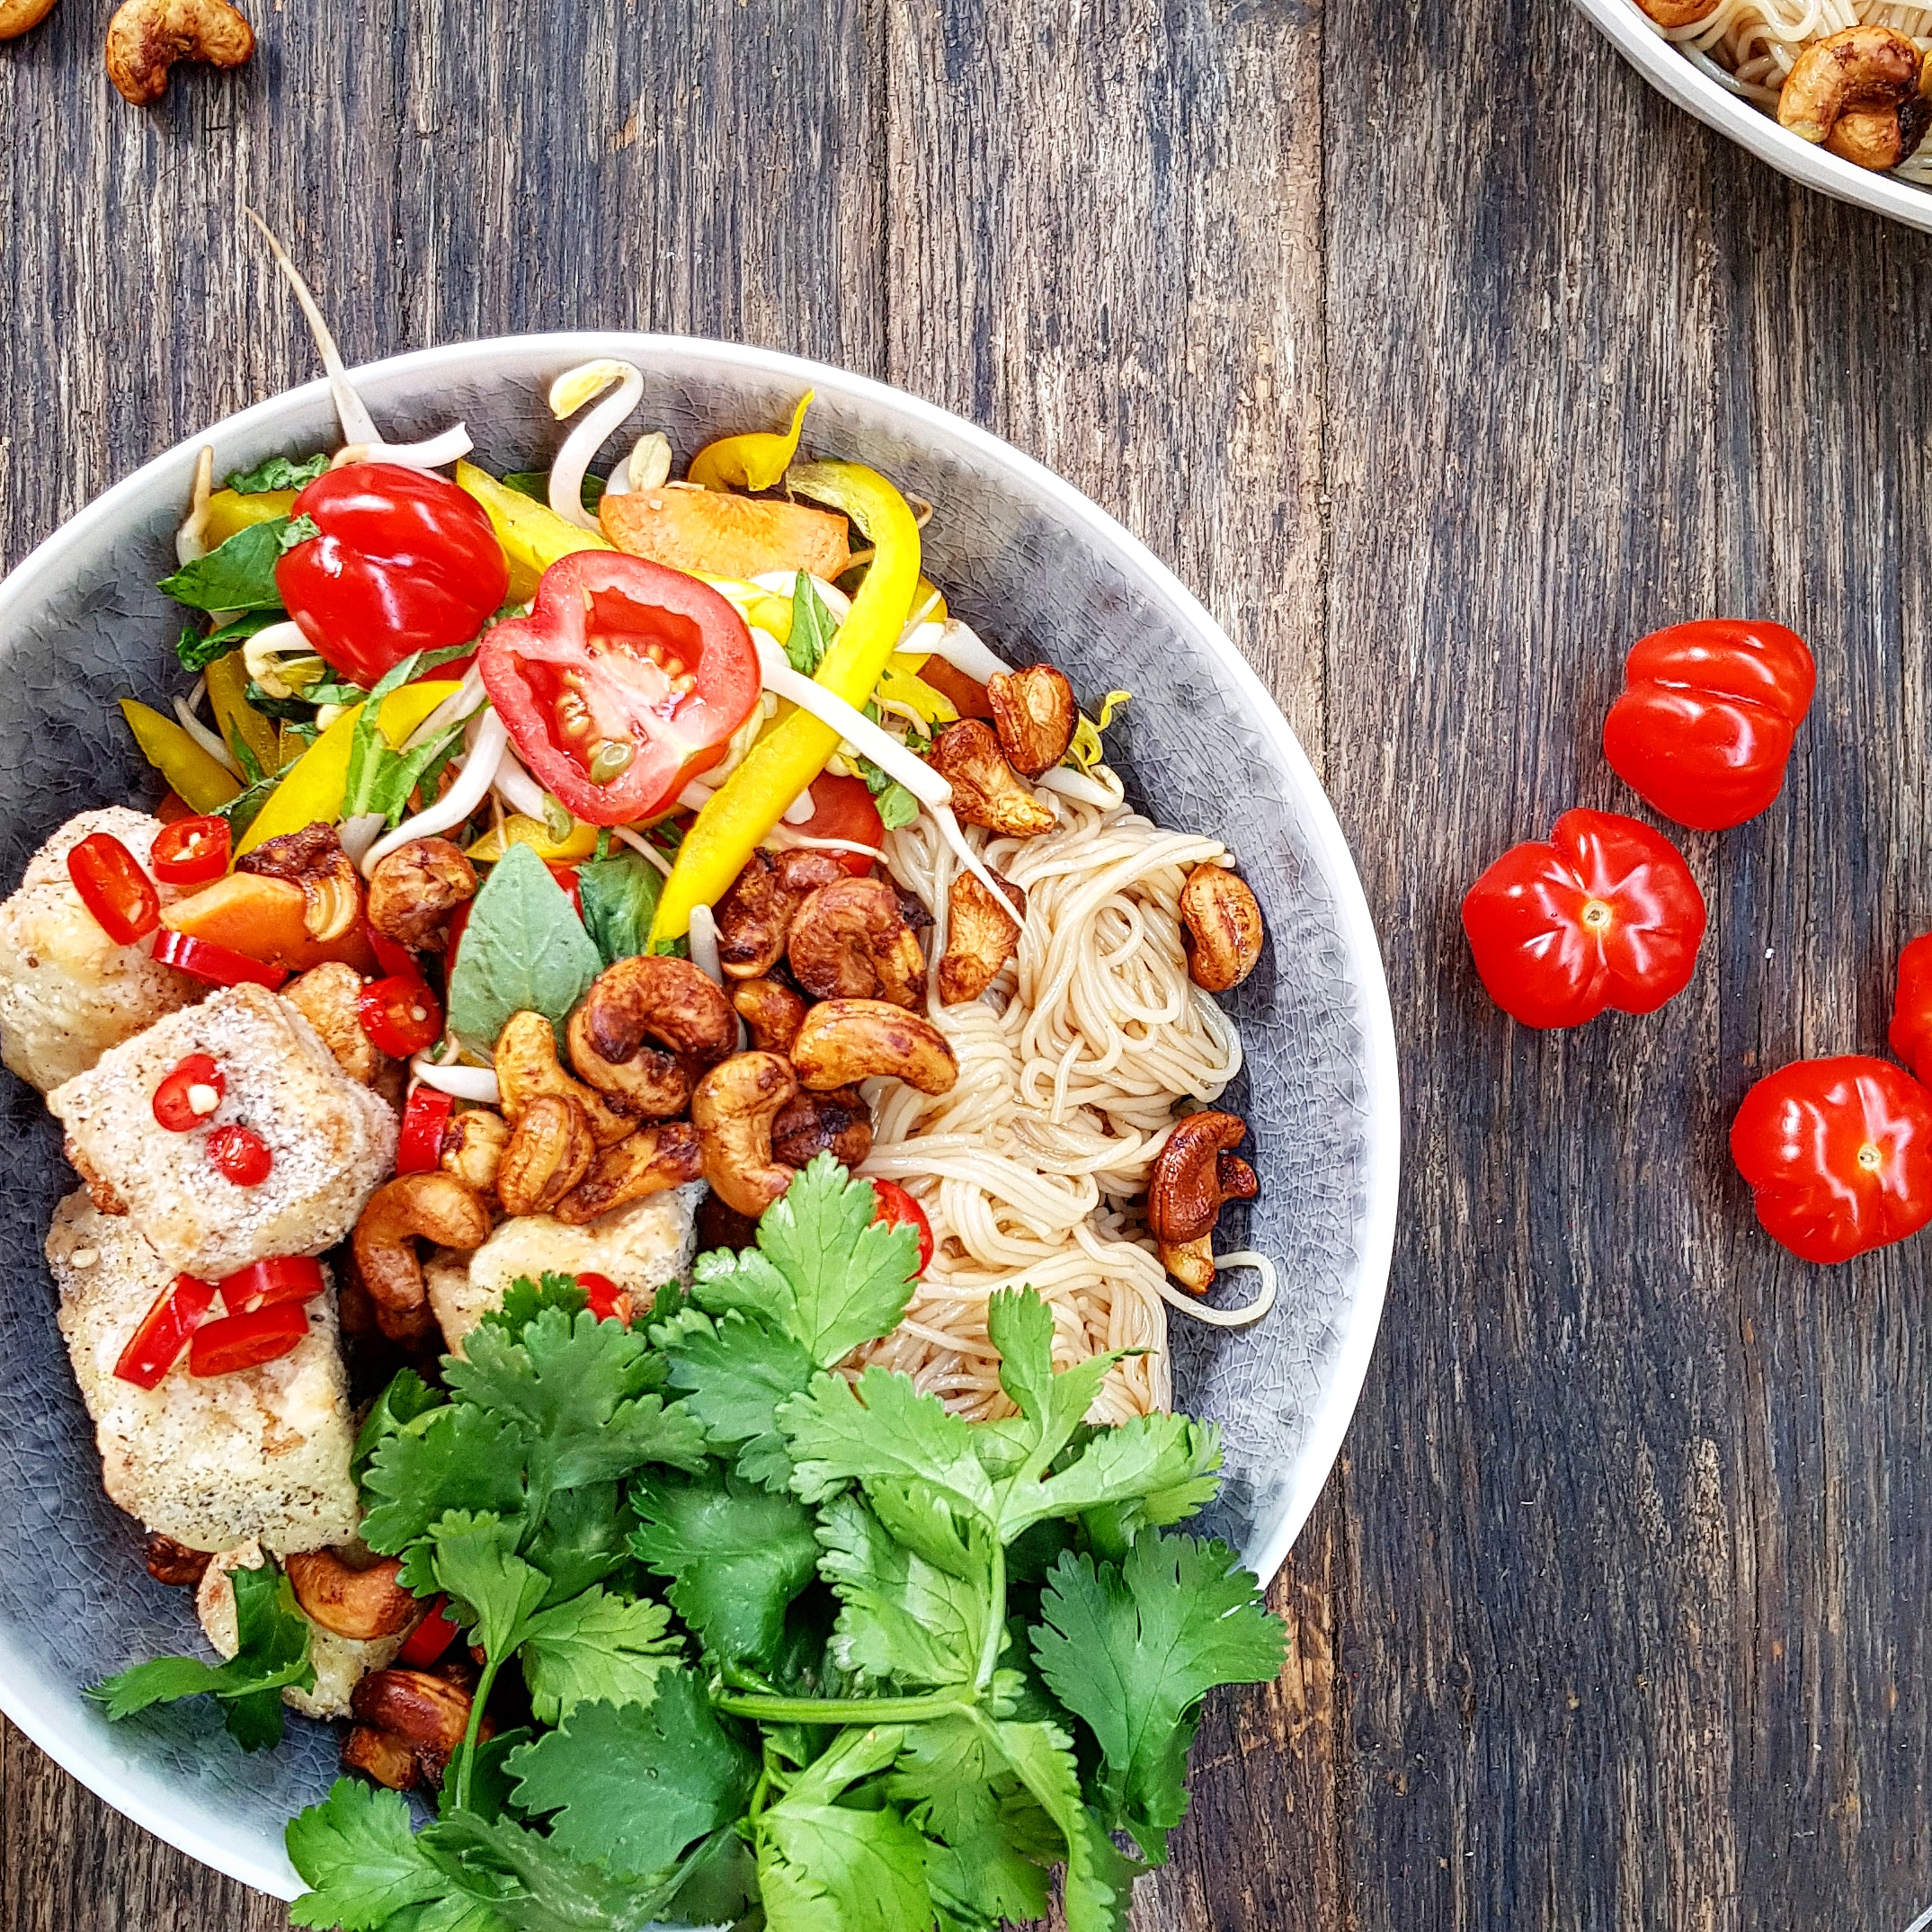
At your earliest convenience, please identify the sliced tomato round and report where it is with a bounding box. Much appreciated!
[478,552,761,826]
[869,1178,934,1274]
[789,774,885,876]
[189,1302,311,1376]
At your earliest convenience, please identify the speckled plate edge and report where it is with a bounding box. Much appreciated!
[1576,0,1932,234]
[0,334,1400,1900]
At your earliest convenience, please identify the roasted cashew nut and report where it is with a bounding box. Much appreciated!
[1145,1111,1258,1293]
[366,837,477,954]
[789,998,959,1095]
[1179,864,1265,993]
[787,877,927,1008]
[929,720,1057,837]
[1777,27,1931,171]
[556,1120,704,1224]
[939,870,1026,1006]
[106,0,255,103]
[734,976,809,1054]
[714,850,846,979]
[1632,0,1718,26]
[352,1173,492,1343]
[987,664,1078,778]
[566,957,737,1119]
[0,0,59,43]
[495,1010,637,1146]
[236,823,363,943]
[284,962,384,1084]
[350,1669,487,1787]
[284,1551,418,1642]
[691,1052,800,1217]
[496,1093,596,1216]
[441,1108,510,1192]
[771,1085,873,1171]
[342,1724,421,1792]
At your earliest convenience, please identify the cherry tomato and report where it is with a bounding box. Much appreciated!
[216,1256,326,1313]
[149,815,232,886]
[112,1273,218,1389]
[150,927,289,991]
[275,465,510,688]
[478,552,761,825]
[366,919,418,980]
[209,1123,273,1187]
[1889,933,1932,1086]
[1731,1056,1932,1264]
[358,975,443,1057]
[788,774,886,877]
[152,1053,226,1133]
[396,1595,461,1668]
[189,1301,310,1376]
[67,832,161,946]
[396,1084,456,1175]
[1602,619,1815,832]
[869,1178,934,1274]
[575,1270,634,1324]
[1461,808,1706,1029]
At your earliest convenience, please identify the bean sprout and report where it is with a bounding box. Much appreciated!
[547,361,644,530]
[607,824,673,877]
[601,432,672,501]
[175,448,216,566]
[403,665,487,753]
[688,904,725,985]
[361,711,510,877]
[1038,764,1125,809]
[917,619,1005,683]
[173,695,241,777]
[329,424,475,473]
[409,1056,501,1103]
[245,209,379,449]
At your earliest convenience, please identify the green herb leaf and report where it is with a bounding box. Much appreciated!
[509,1676,756,1879]
[877,780,921,830]
[787,572,838,675]
[352,1367,446,1482]
[517,1588,680,1726]
[520,1480,633,1607]
[501,471,604,512]
[815,1492,987,1687]
[417,1806,690,1932]
[229,452,329,494]
[652,1304,815,1488]
[176,610,281,672]
[420,1511,551,1660]
[158,520,289,612]
[575,848,663,969]
[981,1716,1140,1932]
[286,1778,451,1930]
[360,1405,530,1555]
[1000,1411,1222,1541]
[212,767,287,841]
[478,1271,590,1342]
[445,842,602,1055]
[339,647,477,828]
[280,512,323,550]
[986,1287,1118,1481]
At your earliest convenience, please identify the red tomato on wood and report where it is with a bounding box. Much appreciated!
[1731,1056,1932,1263]
[1601,619,1815,831]
[1889,933,1932,1086]
[1461,808,1705,1028]
[788,774,886,876]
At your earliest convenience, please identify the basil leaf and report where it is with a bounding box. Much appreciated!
[157,520,289,613]
[446,841,602,1054]
[176,610,282,673]
[874,782,920,830]
[227,452,328,494]
[214,770,285,840]
[503,470,605,512]
[787,574,837,676]
[577,850,664,968]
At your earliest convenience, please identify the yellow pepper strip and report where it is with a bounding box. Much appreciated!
[649,460,921,945]
[204,488,298,548]
[878,658,957,728]
[455,460,610,604]
[236,681,461,857]
[467,814,601,863]
[204,652,281,779]
[120,700,243,813]
[688,393,813,494]
[703,575,797,644]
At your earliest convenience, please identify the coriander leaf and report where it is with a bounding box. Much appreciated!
[448,1726,535,1827]
[886,1717,1057,1858]
[229,451,329,494]
[518,1587,680,1725]
[1000,1412,1222,1540]
[987,1287,1119,1478]
[653,1304,815,1487]
[177,610,281,672]
[781,1367,997,1526]
[361,1405,530,1555]
[481,1271,590,1341]
[418,1809,684,1932]
[629,1470,820,1667]
[815,1493,986,1687]
[446,842,602,1055]
[287,1778,451,1931]
[509,1676,756,1879]
[353,1367,446,1482]
[158,519,289,611]
[864,1478,983,1578]
[423,1512,551,1660]
[786,572,838,675]
[658,1828,758,1932]
[521,1480,633,1607]
[575,849,663,968]
[1033,1536,1286,1861]
[922,1820,1053,1932]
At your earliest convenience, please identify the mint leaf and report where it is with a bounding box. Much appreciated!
[280,512,324,550]
[815,1493,986,1687]
[158,519,289,611]
[286,1779,450,1930]
[229,451,328,494]
[518,1588,680,1725]
[576,849,663,968]
[361,1405,530,1555]
[653,1304,815,1487]
[1033,1536,1286,1861]
[786,572,838,675]
[629,1471,820,1668]
[352,1367,446,1482]
[509,1676,756,1879]
[782,1367,997,1527]
[445,841,602,1055]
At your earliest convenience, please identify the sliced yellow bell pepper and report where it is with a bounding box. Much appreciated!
[120,700,243,813]
[467,814,601,863]
[204,488,298,548]
[455,460,611,604]
[236,681,462,857]
[204,652,281,779]
[649,461,921,945]
[688,393,812,493]
[877,657,957,728]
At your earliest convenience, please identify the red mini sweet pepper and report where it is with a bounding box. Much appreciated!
[1461,808,1706,1028]
[1731,1055,1932,1263]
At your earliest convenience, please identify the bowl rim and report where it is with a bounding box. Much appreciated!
[0,330,1401,1900]
[1575,0,1932,235]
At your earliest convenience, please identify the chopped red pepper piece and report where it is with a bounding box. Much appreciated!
[208,1123,273,1187]
[366,920,418,980]
[868,1179,934,1274]
[396,1595,460,1668]
[216,1255,326,1313]
[1889,933,1932,1087]
[396,1084,456,1175]
[790,775,885,877]
[67,832,161,946]
[150,926,290,991]
[189,1301,310,1376]
[575,1270,633,1324]
[150,815,232,886]
[152,1053,225,1133]
[113,1273,218,1388]
[358,975,443,1058]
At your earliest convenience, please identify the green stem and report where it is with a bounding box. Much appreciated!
[450,1654,503,1814]
[712,1687,975,1726]
[975,1542,1007,1695]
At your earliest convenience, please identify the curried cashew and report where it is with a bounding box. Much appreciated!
[929,720,1057,837]
[0,0,58,40]
[350,1669,486,1786]
[787,877,927,1008]
[1179,864,1265,993]
[1777,27,1930,169]
[691,1052,800,1216]
[987,664,1078,778]
[495,1010,637,1146]
[441,1108,509,1193]
[106,0,254,102]
[144,1534,212,1587]
[790,998,959,1095]
[1145,1112,1258,1293]
[1632,0,1718,25]
[496,1094,596,1217]
[772,1085,873,1171]
[343,1723,420,1791]
[734,976,809,1055]
[284,962,384,1084]
[284,1551,418,1642]
[566,957,737,1119]
[939,871,1026,1006]
[366,838,477,954]
[352,1173,492,1343]
[714,850,847,979]
[236,823,363,943]
[555,1119,704,1224]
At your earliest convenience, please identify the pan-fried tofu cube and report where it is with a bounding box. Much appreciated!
[46,1190,360,1555]
[48,982,398,1280]
[0,807,200,1092]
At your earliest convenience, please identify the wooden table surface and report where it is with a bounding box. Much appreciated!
[4,0,1931,1926]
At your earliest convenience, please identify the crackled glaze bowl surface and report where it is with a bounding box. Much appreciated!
[0,334,1398,1900]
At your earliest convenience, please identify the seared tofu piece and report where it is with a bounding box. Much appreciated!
[48,983,398,1281]
[47,1190,361,1555]
[0,807,200,1092]
[425,1181,703,1357]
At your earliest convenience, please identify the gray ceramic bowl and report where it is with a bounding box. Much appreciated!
[0,334,1398,1899]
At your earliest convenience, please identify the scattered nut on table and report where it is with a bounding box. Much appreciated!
[105,0,256,106]
[0,0,58,43]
